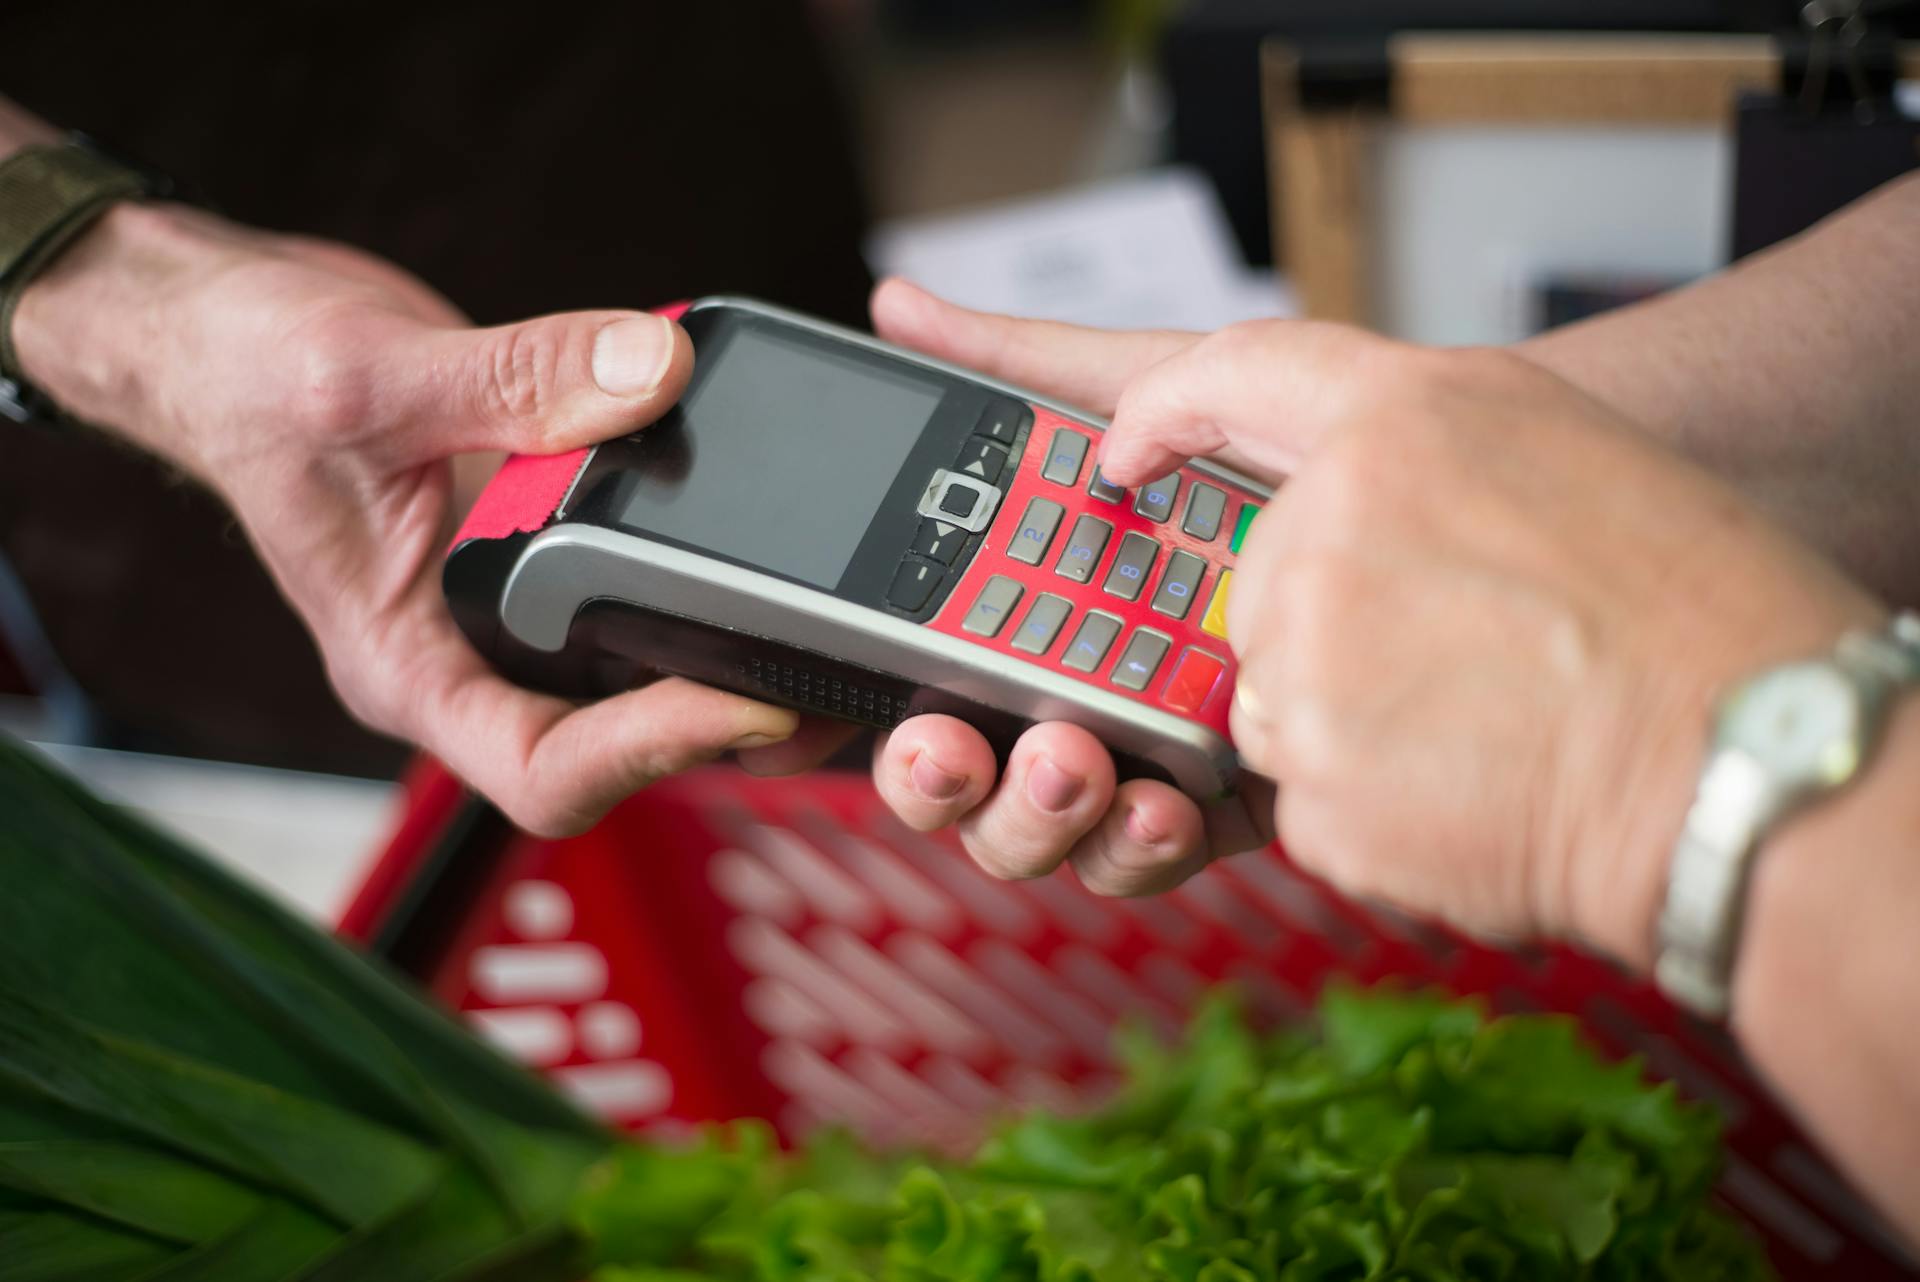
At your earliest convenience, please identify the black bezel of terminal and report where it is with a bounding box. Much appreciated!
[563,303,1033,625]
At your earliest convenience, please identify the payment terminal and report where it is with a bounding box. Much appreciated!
[445,297,1268,798]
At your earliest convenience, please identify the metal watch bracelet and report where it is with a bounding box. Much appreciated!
[1655,611,1920,1018]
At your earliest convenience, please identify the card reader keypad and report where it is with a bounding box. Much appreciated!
[930,404,1256,727]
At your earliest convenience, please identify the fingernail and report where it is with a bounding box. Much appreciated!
[909,752,966,801]
[1126,807,1165,846]
[1025,756,1083,814]
[729,730,787,750]
[592,316,676,396]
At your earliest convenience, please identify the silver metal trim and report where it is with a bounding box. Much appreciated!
[915,470,1001,533]
[499,523,1240,798]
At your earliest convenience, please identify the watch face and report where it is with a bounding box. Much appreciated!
[1717,661,1862,786]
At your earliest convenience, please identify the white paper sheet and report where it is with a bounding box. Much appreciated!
[867,168,1295,333]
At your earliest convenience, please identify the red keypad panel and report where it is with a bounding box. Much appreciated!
[928,406,1264,742]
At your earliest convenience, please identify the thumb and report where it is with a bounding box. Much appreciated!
[871,277,1196,416]
[1097,319,1393,486]
[391,310,694,459]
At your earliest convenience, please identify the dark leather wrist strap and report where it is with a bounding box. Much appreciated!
[0,142,147,393]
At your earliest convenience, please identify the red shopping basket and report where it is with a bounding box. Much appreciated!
[342,760,1914,1279]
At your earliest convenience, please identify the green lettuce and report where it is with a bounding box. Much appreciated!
[584,990,1771,1282]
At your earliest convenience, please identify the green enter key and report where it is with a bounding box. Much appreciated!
[1229,503,1261,554]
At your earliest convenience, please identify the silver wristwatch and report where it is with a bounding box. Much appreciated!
[1655,611,1920,1018]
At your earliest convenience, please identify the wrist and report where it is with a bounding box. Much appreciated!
[1561,592,1888,974]
[10,200,244,453]
[0,97,60,158]
[1733,692,1920,1028]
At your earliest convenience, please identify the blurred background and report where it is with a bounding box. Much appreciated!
[2,0,1917,914]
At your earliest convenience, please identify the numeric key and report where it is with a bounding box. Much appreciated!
[961,576,1024,636]
[1150,550,1206,619]
[1008,498,1065,564]
[1101,532,1159,601]
[1061,611,1122,672]
[1040,429,1090,485]
[1087,467,1126,504]
[1134,473,1181,522]
[1053,515,1112,584]
[1011,594,1072,655]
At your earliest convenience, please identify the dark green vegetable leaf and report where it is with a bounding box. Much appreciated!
[583,987,1773,1282]
[0,1140,262,1245]
[0,1204,176,1282]
[0,736,613,1280]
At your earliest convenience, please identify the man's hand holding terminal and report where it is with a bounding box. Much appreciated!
[11,197,813,834]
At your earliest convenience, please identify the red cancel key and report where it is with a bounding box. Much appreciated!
[1161,647,1226,714]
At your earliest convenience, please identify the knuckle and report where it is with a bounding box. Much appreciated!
[479,323,565,427]
[887,795,963,837]
[515,753,627,838]
[1204,318,1279,363]
[896,806,953,834]
[1297,457,1368,539]
[1111,369,1173,433]
[1268,692,1345,785]
[1373,341,1459,395]
[504,794,586,840]
[329,672,388,733]
[317,633,406,734]
[963,820,1059,881]
[1448,343,1532,384]
[289,314,377,441]
[1308,421,1422,536]
[1095,831,1176,884]
[1255,625,1350,769]
[1110,377,1149,420]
